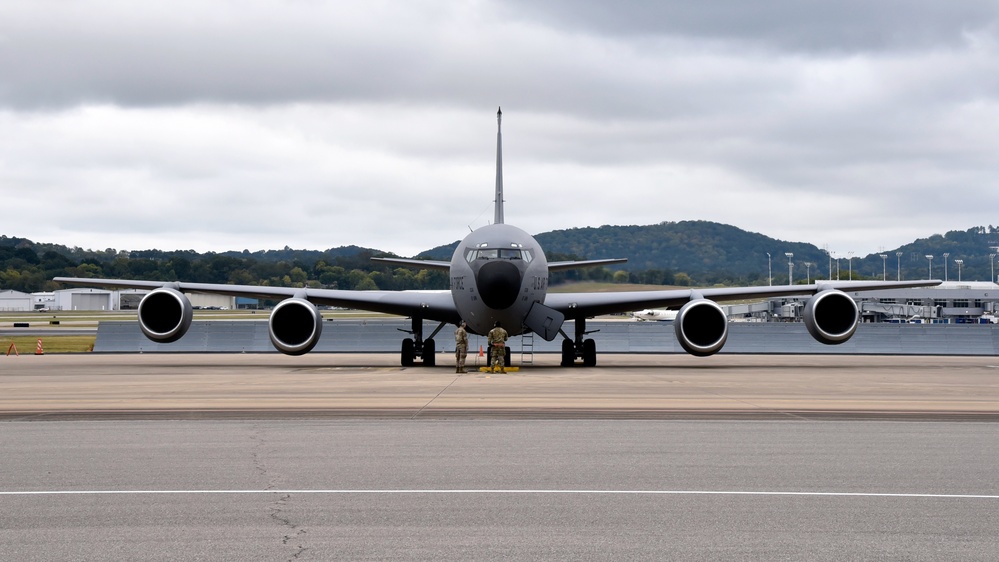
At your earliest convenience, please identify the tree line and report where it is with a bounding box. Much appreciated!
[1,238,686,294]
[4,222,999,293]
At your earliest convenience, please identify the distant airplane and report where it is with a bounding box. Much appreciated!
[56,108,941,366]
[633,309,678,322]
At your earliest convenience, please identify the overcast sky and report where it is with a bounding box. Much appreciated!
[2,0,997,259]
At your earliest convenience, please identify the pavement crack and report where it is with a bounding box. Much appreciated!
[250,426,310,559]
[413,375,461,419]
[249,424,272,488]
[269,493,309,561]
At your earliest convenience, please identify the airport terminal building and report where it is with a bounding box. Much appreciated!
[0,288,235,312]
[755,282,999,324]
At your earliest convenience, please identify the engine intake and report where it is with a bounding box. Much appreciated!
[674,299,729,356]
[138,287,193,343]
[803,289,859,344]
[268,297,323,355]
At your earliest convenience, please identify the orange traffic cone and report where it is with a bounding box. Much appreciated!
[478,345,484,357]
[35,339,43,355]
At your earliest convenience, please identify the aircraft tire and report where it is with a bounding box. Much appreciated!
[582,338,597,367]
[423,338,436,366]
[560,339,575,367]
[504,346,511,367]
[401,338,415,367]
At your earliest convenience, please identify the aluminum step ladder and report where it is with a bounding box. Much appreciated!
[520,332,535,365]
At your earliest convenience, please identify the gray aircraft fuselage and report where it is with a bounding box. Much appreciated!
[449,223,548,336]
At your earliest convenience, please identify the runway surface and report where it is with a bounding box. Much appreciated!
[2,354,999,560]
[2,353,999,419]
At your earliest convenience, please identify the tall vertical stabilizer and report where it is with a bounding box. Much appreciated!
[494,107,504,225]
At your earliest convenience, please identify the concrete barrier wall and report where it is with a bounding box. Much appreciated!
[94,320,999,355]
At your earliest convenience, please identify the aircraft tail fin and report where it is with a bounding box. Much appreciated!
[494,107,504,225]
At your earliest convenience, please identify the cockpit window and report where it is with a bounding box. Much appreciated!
[498,249,521,259]
[465,248,533,263]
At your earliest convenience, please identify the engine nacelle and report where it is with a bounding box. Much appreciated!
[803,289,859,345]
[674,299,729,357]
[268,297,323,356]
[137,287,193,343]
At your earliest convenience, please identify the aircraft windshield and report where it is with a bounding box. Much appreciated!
[465,248,533,263]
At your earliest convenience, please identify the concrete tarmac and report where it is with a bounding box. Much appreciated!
[1,353,998,419]
[2,354,999,560]
[2,418,998,560]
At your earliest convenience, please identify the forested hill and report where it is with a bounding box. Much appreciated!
[421,221,825,283]
[421,221,999,284]
[540,221,817,277]
[5,223,999,293]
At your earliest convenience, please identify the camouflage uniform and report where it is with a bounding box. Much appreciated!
[486,323,509,372]
[454,322,468,373]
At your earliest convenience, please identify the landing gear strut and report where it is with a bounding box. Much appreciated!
[399,317,447,367]
[559,317,598,367]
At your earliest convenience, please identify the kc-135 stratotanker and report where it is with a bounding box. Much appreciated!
[56,108,941,366]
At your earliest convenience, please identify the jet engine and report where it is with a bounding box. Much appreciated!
[674,299,729,357]
[268,297,323,355]
[137,287,193,343]
[803,289,858,344]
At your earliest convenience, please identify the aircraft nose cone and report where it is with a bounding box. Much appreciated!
[477,260,521,309]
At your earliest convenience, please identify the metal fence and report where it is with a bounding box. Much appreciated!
[94,319,999,355]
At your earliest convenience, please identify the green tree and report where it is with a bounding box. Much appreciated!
[354,275,378,290]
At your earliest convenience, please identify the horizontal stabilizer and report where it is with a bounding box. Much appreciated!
[548,258,628,272]
[370,257,451,271]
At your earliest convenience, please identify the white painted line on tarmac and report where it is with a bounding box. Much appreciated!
[1,489,997,499]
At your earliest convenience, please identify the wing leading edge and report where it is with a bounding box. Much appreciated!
[52,277,461,324]
[544,279,943,319]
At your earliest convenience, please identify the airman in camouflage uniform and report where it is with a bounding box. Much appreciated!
[454,321,468,373]
[486,321,509,372]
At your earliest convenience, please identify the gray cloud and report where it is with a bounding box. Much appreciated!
[0,1,997,261]
[501,0,999,53]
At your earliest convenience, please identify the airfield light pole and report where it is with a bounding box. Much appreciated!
[804,262,813,284]
[785,252,794,284]
[847,251,854,280]
[955,259,963,282]
[767,252,772,286]
[925,255,933,279]
[991,253,996,284]
[879,254,888,281]
[896,252,903,281]
[943,253,950,282]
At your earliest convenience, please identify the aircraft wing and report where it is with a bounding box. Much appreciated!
[53,277,461,323]
[543,280,943,319]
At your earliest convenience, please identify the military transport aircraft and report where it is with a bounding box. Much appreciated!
[56,108,940,367]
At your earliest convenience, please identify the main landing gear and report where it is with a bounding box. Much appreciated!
[400,317,447,367]
[559,317,598,367]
